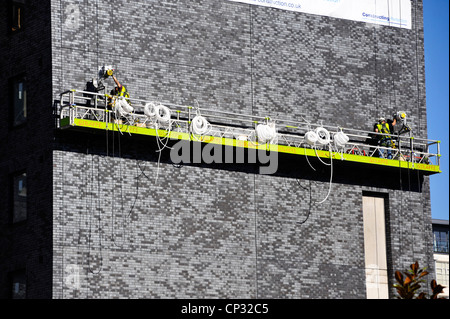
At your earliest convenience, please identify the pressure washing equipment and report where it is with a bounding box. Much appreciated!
[394,111,412,135]
[395,111,407,124]
[99,65,115,79]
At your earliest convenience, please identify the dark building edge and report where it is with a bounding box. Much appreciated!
[0,0,53,299]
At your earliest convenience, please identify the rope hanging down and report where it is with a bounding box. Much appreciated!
[112,101,354,206]
[115,97,134,116]
[301,126,349,205]
[143,102,173,182]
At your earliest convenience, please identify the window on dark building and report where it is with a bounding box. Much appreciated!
[10,270,26,299]
[433,228,449,254]
[12,172,27,223]
[11,76,27,127]
[10,1,25,33]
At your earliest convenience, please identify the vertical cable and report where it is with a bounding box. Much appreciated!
[87,153,103,275]
[96,0,99,73]
[249,5,259,298]
[387,0,393,111]
[253,173,259,298]
[389,0,399,110]
[249,5,255,116]
[60,1,63,100]
[61,149,64,298]
[413,0,422,136]
[97,154,103,271]
[413,0,430,285]
[407,163,415,263]
[413,8,429,284]
[419,172,432,288]
[373,9,379,119]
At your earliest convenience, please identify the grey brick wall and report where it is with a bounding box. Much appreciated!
[48,0,434,299]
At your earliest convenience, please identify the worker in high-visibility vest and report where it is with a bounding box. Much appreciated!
[112,75,130,100]
[374,116,397,159]
[108,74,131,109]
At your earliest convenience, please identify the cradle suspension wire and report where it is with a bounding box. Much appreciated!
[87,154,103,275]
[295,179,313,225]
[314,143,334,205]
[304,145,316,172]
[109,125,143,248]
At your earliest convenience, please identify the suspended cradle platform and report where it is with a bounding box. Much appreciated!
[57,89,442,176]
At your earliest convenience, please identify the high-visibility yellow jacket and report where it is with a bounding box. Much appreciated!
[376,122,391,141]
[116,85,129,99]
[108,86,130,107]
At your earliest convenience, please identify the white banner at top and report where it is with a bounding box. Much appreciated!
[227,0,411,29]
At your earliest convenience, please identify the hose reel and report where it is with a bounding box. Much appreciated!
[315,127,330,146]
[144,102,171,125]
[191,115,211,135]
[305,127,331,146]
[333,130,349,149]
[304,130,319,146]
[256,122,277,144]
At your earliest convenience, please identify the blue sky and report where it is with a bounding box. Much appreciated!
[423,0,449,221]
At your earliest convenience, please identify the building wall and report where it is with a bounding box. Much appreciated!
[50,0,434,298]
[432,220,449,298]
[434,253,449,298]
[0,0,53,299]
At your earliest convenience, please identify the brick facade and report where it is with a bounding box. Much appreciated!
[0,0,434,299]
